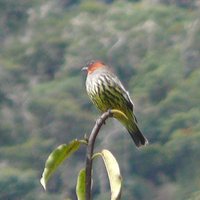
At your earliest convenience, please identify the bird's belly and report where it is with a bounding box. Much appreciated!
[90,91,111,112]
[86,76,125,112]
[91,88,124,113]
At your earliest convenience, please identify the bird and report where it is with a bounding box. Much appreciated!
[82,60,148,147]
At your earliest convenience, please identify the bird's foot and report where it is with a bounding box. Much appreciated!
[107,109,113,118]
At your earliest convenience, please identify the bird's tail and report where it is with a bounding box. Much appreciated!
[113,110,148,147]
[127,123,148,148]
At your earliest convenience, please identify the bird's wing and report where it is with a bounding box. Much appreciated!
[118,84,139,123]
[111,74,134,112]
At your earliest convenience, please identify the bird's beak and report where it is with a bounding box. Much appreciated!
[81,66,88,72]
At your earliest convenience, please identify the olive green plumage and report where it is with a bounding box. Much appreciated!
[83,61,148,147]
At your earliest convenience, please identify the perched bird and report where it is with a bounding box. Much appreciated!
[82,60,148,147]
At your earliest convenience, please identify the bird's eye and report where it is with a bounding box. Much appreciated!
[87,60,96,68]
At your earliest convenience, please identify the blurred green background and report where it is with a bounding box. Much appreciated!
[0,0,200,199]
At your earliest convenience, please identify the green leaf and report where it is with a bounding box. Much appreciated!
[76,168,86,200]
[40,140,81,190]
[101,149,122,200]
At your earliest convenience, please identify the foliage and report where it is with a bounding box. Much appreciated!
[40,140,82,190]
[40,111,122,199]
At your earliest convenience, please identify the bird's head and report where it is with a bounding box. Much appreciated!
[81,60,106,74]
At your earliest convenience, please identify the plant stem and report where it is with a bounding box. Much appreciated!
[85,110,113,200]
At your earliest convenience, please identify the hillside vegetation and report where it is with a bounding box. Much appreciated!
[0,0,200,199]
